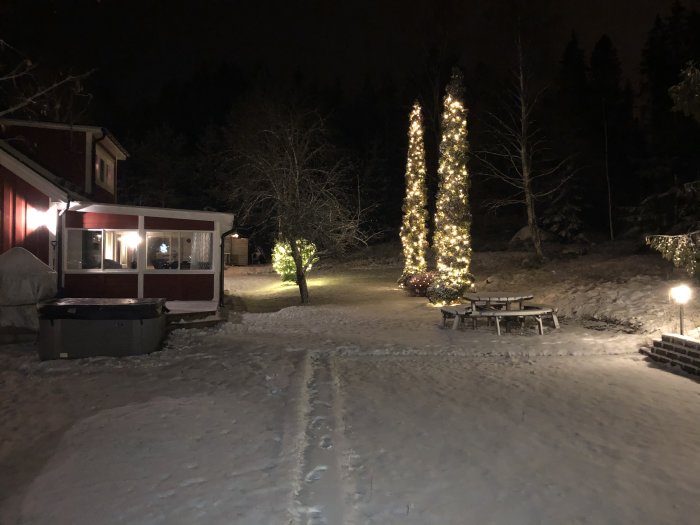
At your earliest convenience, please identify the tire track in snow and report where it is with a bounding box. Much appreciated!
[290,351,345,524]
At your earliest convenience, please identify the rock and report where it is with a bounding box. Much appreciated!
[561,244,589,258]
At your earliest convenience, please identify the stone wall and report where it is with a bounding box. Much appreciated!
[640,334,700,375]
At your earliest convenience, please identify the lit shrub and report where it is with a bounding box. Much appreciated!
[404,271,435,297]
[426,278,465,305]
[272,239,318,283]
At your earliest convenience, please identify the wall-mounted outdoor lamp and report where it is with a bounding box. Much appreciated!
[670,284,692,335]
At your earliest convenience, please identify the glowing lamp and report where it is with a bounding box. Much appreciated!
[670,284,692,335]
[26,205,58,235]
[670,285,691,305]
[120,232,142,250]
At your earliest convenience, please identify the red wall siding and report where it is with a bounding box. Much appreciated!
[91,185,116,204]
[144,274,214,300]
[0,125,87,191]
[65,211,138,229]
[144,217,214,231]
[0,164,51,263]
[1,178,11,253]
[64,274,138,298]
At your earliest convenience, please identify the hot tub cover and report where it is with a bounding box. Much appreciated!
[38,298,167,320]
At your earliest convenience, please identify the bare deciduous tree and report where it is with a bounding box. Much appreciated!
[0,39,92,120]
[227,104,366,303]
[477,41,570,260]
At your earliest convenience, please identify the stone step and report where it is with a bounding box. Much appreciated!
[165,309,227,331]
[639,334,700,376]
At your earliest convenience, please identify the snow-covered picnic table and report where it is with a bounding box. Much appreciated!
[463,291,534,310]
[441,291,559,335]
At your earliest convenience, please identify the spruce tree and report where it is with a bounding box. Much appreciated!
[399,101,429,284]
[429,68,472,303]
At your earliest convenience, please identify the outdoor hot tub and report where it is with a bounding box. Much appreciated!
[37,298,167,360]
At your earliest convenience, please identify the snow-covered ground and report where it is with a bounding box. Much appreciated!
[2,245,700,524]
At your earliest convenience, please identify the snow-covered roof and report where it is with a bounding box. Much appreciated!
[71,202,235,229]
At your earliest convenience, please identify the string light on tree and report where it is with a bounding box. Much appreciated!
[430,67,472,303]
[646,231,700,276]
[399,101,429,284]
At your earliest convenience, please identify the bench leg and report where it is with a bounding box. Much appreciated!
[535,315,544,335]
[551,312,560,329]
[494,316,502,336]
[442,311,457,328]
[452,314,461,330]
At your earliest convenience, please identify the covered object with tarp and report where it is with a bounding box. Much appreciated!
[0,247,57,341]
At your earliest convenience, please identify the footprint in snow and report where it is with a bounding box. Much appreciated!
[304,465,328,483]
[180,477,206,487]
[319,435,332,449]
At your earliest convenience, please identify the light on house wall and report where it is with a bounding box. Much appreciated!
[26,205,58,235]
[670,284,692,335]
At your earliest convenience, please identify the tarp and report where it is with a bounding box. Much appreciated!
[0,247,57,330]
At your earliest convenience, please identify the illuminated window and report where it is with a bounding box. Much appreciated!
[146,231,213,270]
[66,229,139,270]
[95,154,115,193]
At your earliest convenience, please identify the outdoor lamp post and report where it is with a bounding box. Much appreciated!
[670,284,692,335]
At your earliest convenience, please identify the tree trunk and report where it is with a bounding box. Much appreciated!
[289,240,309,304]
[517,46,544,261]
[602,100,614,241]
[524,183,544,260]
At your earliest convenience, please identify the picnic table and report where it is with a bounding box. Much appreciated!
[441,291,559,335]
[463,291,534,310]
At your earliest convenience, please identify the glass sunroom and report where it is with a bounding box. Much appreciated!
[61,204,234,302]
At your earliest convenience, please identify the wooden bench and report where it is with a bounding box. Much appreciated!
[471,304,559,335]
[440,306,471,330]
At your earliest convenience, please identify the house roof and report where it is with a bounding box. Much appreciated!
[0,118,129,160]
[71,202,235,229]
[0,139,89,202]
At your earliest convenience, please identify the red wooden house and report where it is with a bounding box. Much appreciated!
[0,119,234,304]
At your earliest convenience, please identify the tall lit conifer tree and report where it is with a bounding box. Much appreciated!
[432,68,472,300]
[399,101,429,283]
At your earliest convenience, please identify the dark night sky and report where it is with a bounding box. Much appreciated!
[142,0,698,90]
[2,0,699,117]
[129,0,698,87]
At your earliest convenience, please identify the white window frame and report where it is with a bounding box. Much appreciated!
[64,228,139,273]
[94,151,115,193]
[144,230,215,274]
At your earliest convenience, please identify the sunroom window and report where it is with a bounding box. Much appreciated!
[146,231,213,270]
[66,229,139,270]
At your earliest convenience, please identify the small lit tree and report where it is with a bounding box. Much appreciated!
[646,231,700,277]
[272,239,318,283]
[399,101,429,284]
[226,103,365,304]
[429,68,472,303]
[644,65,700,278]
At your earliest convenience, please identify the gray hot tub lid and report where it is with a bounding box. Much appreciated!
[38,298,168,320]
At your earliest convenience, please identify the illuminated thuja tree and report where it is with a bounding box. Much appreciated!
[427,68,472,304]
[398,101,429,285]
